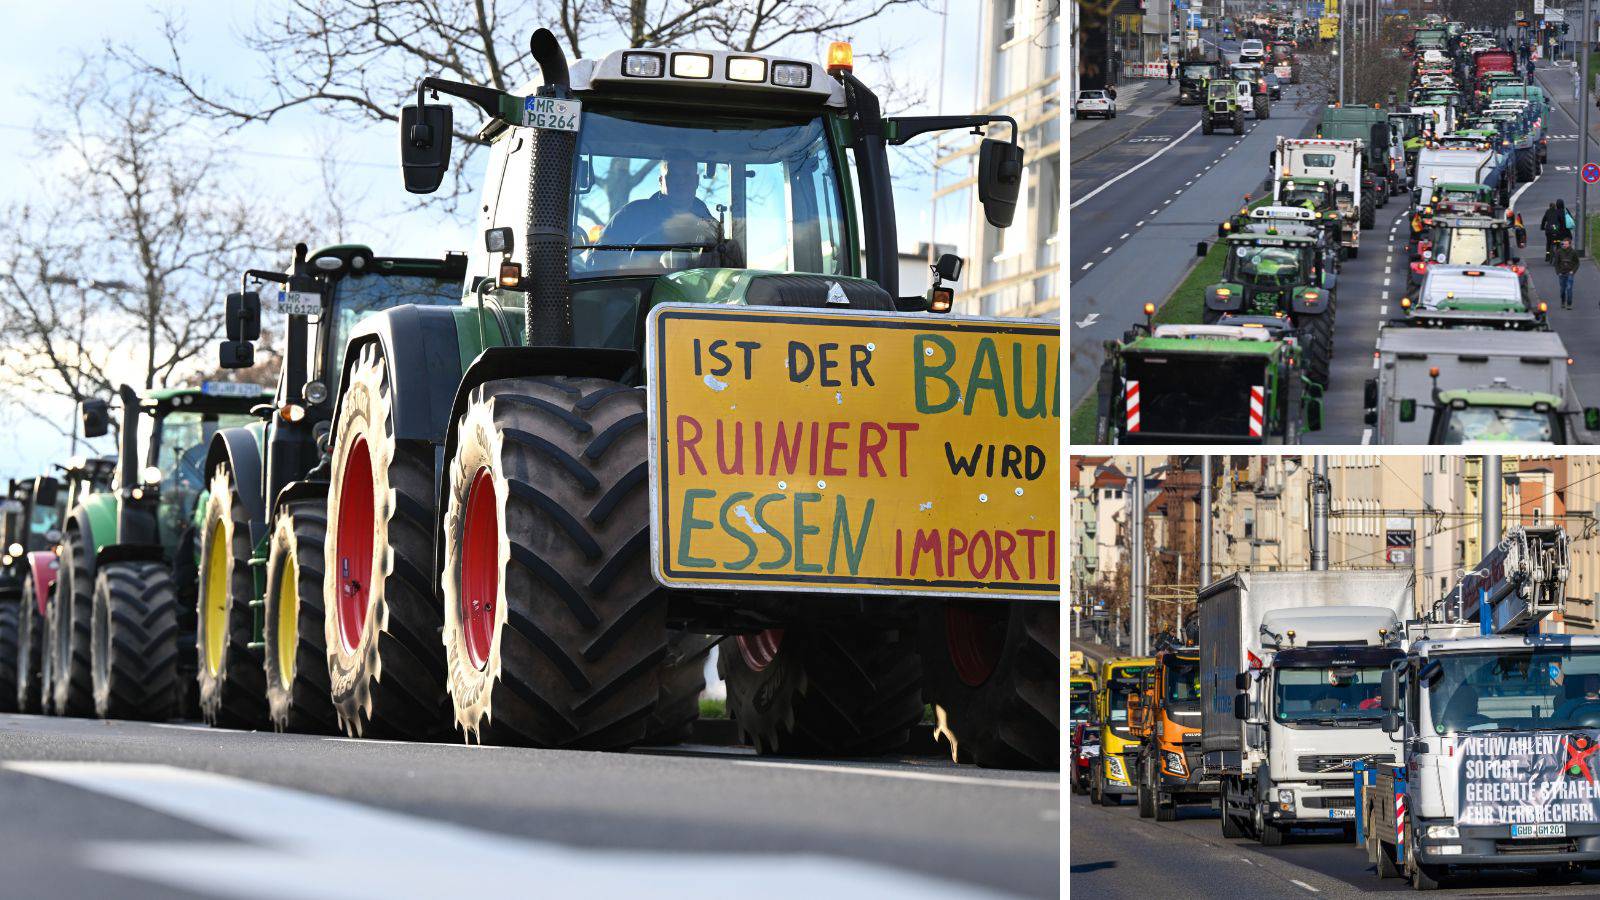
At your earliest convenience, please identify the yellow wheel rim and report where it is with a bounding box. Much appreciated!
[276,550,297,689]
[203,514,229,675]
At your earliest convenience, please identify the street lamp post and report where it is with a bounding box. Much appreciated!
[1581,0,1594,253]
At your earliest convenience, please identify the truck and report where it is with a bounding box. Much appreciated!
[1469,48,1516,95]
[1094,321,1325,444]
[1318,106,1398,201]
[1413,145,1512,210]
[1358,527,1600,890]
[1200,571,1413,845]
[324,31,1059,768]
[1131,642,1215,821]
[1362,328,1599,444]
[1091,656,1156,805]
[1271,136,1370,236]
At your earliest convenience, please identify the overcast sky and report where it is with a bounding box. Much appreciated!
[0,0,982,479]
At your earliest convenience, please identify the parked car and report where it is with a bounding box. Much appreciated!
[1075,89,1117,120]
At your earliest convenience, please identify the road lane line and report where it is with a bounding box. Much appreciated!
[1379,305,1387,315]
[726,759,1059,791]
[1383,278,1390,286]
[1135,220,1145,227]
[1290,879,1321,893]
[1102,247,1113,254]
[1510,177,1535,209]
[1362,428,1373,444]
[4,762,993,899]
[1381,291,1389,300]
[1149,208,1159,215]
[1070,121,1202,209]
[1119,233,1130,240]
[1082,262,1094,271]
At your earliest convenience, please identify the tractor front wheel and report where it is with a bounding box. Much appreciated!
[441,376,667,748]
[263,500,337,733]
[16,572,44,713]
[0,602,17,713]
[196,467,268,728]
[91,561,180,721]
[921,599,1059,769]
[49,527,95,717]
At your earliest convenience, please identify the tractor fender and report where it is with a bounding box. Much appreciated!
[331,305,474,449]
[1205,284,1244,312]
[204,424,269,546]
[66,492,119,589]
[25,550,58,618]
[268,477,330,523]
[432,346,638,581]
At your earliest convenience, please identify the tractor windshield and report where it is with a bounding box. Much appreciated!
[323,272,462,393]
[150,409,258,549]
[572,110,848,279]
[1227,245,1306,287]
[1439,405,1557,443]
[1208,83,1234,101]
[1437,226,1494,264]
[1278,184,1329,207]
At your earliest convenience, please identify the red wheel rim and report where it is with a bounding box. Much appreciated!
[335,437,376,654]
[459,468,499,670]
[946,604,1005,687]
[736,628,784,672]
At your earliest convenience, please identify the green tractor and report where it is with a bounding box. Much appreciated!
[49,384,267,719]
[1200,232,1337,386]
[312,31,1058,768]
[194,244,467,731]
[1202,79,1249,135]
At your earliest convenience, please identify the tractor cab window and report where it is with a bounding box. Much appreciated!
[1279,184,1329,207]
[149,409,258,549]
[1439,406,1556,443]
[1182,64,1217,80]
[1437,226,1491,264]
[29,501,59,539]
[571,110,847,279]
[1207,83,1235,101]
[1228,245,1306,286]
[321,272,462,395]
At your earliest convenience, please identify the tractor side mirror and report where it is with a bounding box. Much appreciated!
[80,399,110,439]
[399,101,454,195]
[977,138,1024,228]
[218,340,255,370]
[226,291,261,342]
[1586,407,1600,431]
[34,477,59,510]
[935,253,964,283]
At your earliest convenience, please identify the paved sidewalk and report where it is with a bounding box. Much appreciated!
[1069,78,1181,163]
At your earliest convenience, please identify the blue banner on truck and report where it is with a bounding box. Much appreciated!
[1460,730,1600,826]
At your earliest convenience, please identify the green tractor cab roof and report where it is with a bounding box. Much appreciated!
[304,244,468,278]
[140,382,273,408]
[1223,232,1316,245]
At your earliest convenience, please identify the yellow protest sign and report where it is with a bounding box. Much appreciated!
[645,304,1060,599]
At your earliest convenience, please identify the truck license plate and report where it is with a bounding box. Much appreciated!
[1511,823,1566,839]
[1327,808,1355,820]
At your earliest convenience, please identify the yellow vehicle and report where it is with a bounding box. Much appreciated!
[1069,649,1087,676]
[1091,656,1156,806]
[1318,17,1337,40]
[1129,645,1215,821]
[1069,675,1096,722]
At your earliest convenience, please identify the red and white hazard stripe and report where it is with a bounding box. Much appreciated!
[1247,385,1265,437]
[1395,789,1407,857]
[1126,380,1141,433]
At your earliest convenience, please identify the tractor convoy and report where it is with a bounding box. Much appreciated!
[1092,13,1599,445]
[0,31,1060,771]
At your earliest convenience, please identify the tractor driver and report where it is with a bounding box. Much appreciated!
[601,157,718,247]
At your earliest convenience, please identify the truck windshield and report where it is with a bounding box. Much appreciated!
[1439,406,1557,443]
[572,110,848,279]
[1227,245,1307,287]
[1278,184,1329,207]
[1070,683,1095,721]
[1164,658,1202,711]
[1274,667,1387,724]
[1429,648,1600,733]
[1183,65,1217,80]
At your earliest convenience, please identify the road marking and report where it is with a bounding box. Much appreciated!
[1149,208,1159,215]
[1135,220,1145,227]
[1119,233,1130,240]
[1372,354,1380,370]
[1383,278,1391,287]
[1379,305,1387,315]
[726,759,1059,791]
[1082,262,1094,271]
[1510,177,1535,209]
[1102,246,1113,254]
[1070,122,1201,209]
[148,722,242,733]
[4,762,991,899]
[1173,189,1184,195]
[1164,199,1172,205]
[1362,427,1373,444]
[1290,879,1321,893]
[1381,291,1389,300]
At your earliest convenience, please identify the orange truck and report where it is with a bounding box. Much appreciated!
[1128,643,1216,821]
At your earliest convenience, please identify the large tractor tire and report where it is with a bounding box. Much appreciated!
[1255,96,1270,119]
[1233,116,1245,136]
[263,500,337,733]
[16,572,44,713]
[0,602,17,713]
[1359,194,1376,230]
[921,600,1059,770]
[326,345,450,740]
[49,526,95,717]
[196,468,268,728]
[1202,116,1215,135]
[721,624,923,757]
[1518,151,1536,182]
[90,561,180,721]
[1298,308,1334,387]
[644,631,716,745]
[441,376,668,748]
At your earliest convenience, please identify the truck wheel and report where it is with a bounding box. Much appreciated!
[644,631,715,745]
[49,526,94,717]
[196,468,268,728]
[722,624,922,757]
[326,344,450,740]
[441,376,668,748]
[921,600,1059,770]
[1360,195,1376,230]
[1260,818,1286,846]
[16,573,43,713]
[263,500,337,734]
[0,602,17,713]
[1299,310,1334,387]
[1411,861,1446,890]
[90,561,180,721]
[1137,766,1155,818]
[1155,792,1177,821]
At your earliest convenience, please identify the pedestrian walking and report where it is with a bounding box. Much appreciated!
[1554,238,1581,309]
[1542,200,1575,262]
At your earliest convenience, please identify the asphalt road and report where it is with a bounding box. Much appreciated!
[1068,37,1325,400]
[1070,785,1600,897]
[0,713,1059,899]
